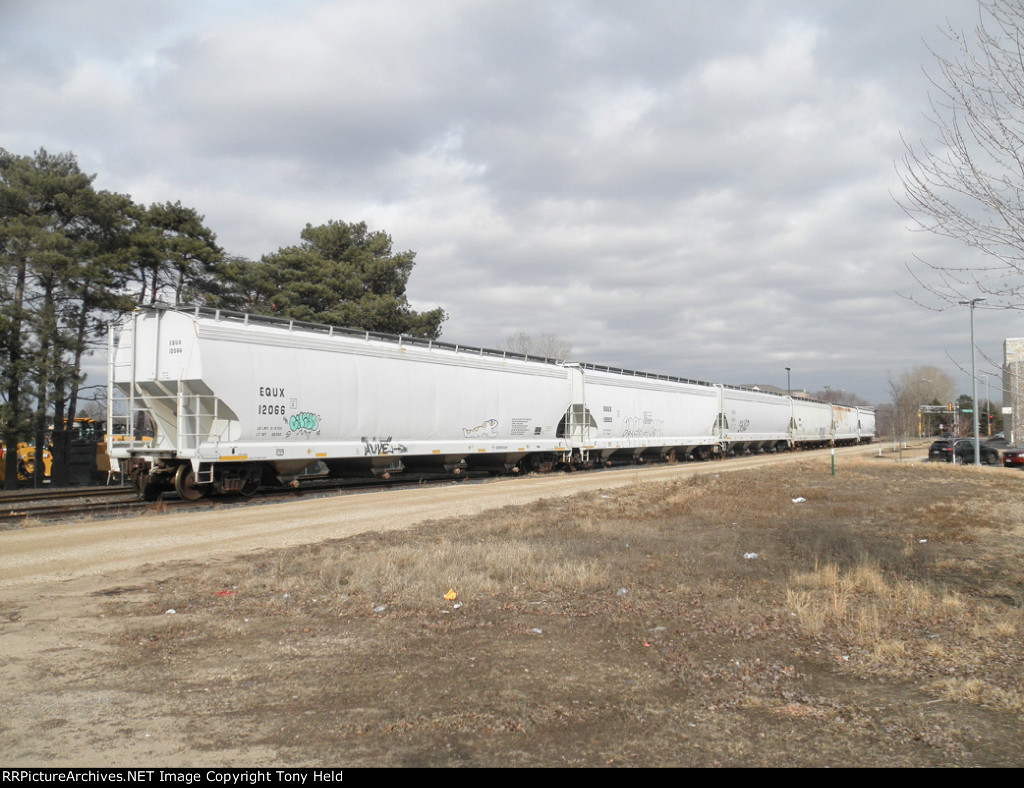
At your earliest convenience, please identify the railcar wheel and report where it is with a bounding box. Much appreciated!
[239,477,260,497]
[174,464,206,501]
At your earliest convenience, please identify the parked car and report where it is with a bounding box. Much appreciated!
[1002,444,1024,468]
[952,438,1001,465]
[928,439,954,462]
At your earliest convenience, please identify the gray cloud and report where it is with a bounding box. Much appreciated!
[0,0,1007,403]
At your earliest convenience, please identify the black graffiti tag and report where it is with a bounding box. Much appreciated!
[361,436,408,456]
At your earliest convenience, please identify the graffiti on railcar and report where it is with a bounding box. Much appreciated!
[462,419,499,438]
[284,411,321,438]
[362,436,408,455]
[623,414,664,438]
[289,412,320,432]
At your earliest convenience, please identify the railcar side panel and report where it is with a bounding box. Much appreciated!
[581,370,721,456]
[858,407,876,442]
[720,388,790,447]
[791,399,833,444]
[832,405,859,444]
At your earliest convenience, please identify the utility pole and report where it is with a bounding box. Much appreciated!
[960,298,985,465]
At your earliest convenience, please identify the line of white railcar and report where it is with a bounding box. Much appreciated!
[107,305,875,499]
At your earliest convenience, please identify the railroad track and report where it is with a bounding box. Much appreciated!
[0,472,485,525]
[0,458,694,524]
[0,444,888,526]
[0,486,145,523]
[0,485,134,505]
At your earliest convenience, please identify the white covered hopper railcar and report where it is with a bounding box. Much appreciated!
[107,305,874,499]
[858,408,876,442]
[720,387,792,454]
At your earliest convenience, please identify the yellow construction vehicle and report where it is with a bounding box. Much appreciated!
[0,417,149,485]
[0,441,52,483]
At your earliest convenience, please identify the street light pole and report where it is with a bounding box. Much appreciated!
[983,372,992,437]
[785,367,791,397]
[920,377,931,438]
[959,298,986,465]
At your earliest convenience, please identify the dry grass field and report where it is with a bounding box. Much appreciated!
[4,455,1024,766]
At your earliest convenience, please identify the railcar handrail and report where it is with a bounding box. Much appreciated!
[147,303,568,367]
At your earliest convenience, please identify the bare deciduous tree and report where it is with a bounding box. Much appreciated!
[898,0,1024,308]
[808,389,872,406]
[888,366,956,440]
[503,332,573,360]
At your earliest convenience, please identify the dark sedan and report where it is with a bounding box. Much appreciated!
[952,438,1000,465]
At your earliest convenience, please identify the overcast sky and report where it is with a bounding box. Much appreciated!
[2,0,1015,404]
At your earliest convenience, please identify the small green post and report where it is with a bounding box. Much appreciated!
[831,448,835,476]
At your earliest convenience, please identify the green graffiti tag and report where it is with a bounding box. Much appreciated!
[288,411,320,433]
